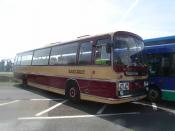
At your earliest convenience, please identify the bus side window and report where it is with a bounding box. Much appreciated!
[61,43,78,65]
[32,48,51,65]
[14,56,18,65]
[50,46,63,65]
[170,54,175,76]
[21,51,33,65]
[79,41,92,65]
[95,39,111,65]
[16,55,22,66]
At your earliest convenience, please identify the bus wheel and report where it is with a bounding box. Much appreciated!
[147,88,161,102]
[67,86,80,102]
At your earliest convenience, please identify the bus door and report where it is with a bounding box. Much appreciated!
[78,40,93,94]
[89,37,115,97]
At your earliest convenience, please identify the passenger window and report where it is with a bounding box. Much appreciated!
[16,55,21,65]
[14,56,18,65]
[61,43,78,65]
[21,51,33,65]
[79,41,92,65]
[32,48,51,65]
[50,46,63,65]
[170,54,175,76]
[50,43,78,65]
[95,39,111,65]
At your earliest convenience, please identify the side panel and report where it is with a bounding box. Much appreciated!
[162,90,175,101]
[88,80,116,98]
[149,77,175,101]
[27,74,116,98]
[27,74,67,90]
[14,65,146,99]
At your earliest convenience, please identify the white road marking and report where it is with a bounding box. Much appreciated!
[0,100,20,106]
[18,112,140,120]
[35,100,68,116]
[30,98,64,101]
[152,103,157,110]
[132,101,175,114]
[96,104,107,114]
[132,101,152,107]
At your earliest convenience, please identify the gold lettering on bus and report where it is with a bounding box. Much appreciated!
[68,69,85,74]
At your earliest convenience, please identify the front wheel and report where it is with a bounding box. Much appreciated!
[67,86,80,102]
[147,88,161,102]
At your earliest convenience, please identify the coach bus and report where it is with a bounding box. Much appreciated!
[144,36,175,102]
[14,31,148,104]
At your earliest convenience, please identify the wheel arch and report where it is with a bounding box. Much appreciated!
[149,84,162,95]
[147,84,162,102]
[64,78,80,96]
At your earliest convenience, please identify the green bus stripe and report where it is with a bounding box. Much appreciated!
[162,90,175,101]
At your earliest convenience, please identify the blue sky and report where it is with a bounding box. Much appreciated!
[0,0,175,59]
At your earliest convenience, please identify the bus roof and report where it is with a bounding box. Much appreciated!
[17,31,142,55]
[143,35,175,54]
[144,35,175,46]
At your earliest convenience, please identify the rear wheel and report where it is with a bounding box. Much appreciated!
[147,88,161,102]
[67,85,80,102]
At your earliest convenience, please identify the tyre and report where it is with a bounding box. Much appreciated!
[147,87,161,102]
[67,85,80,102]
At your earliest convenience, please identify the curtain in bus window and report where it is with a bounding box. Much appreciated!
[32,48,51,65]
[79,41,92,64]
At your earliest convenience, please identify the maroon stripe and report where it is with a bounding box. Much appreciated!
[28,74,66,89]
[27,74,116,98]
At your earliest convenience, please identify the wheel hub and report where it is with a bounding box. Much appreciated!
[149,89,158,99]
[69,88,76,98]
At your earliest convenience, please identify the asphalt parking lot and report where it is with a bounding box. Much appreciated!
[0,82,175,131]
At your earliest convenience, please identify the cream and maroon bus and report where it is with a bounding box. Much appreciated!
[14,31,148,104]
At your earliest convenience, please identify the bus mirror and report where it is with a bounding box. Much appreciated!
[106,43,111,53]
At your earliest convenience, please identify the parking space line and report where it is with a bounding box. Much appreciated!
[96,104,107,114]
[18,112,140,120]
[132,101,175,114]
[152,103,157,110]
[0,100,20,106]
[132,101,151,107]
[35,100,68,116]
[30,98,64,101]
[133,102,157,111]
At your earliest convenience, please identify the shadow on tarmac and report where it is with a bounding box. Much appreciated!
[14,83,175,131]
